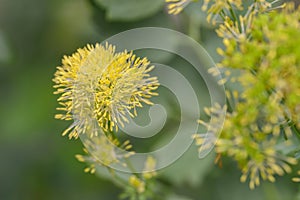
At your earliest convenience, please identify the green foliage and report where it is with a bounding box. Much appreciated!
[161,145,215,187]
[94,0,165,21]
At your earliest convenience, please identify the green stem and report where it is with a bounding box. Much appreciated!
[107,167,128,187]
[291,123,300,141]
[227,1,238,22]
[219,10,227,21]
[125,157,141,177]
[226,89,235,113]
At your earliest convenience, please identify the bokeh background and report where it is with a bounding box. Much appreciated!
[0,0,299,199]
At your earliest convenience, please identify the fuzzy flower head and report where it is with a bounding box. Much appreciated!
[202,0,243,23]
[239,146,297,189]
[53,43,159,139]
[201,0,284,25]
[75,135,134,171]
[129,175,146,194]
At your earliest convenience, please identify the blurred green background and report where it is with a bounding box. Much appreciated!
[0,0,299,199]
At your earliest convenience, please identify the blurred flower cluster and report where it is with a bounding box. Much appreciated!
[176,0,300,189]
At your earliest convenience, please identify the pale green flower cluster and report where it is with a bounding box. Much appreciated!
[194,2,300,189]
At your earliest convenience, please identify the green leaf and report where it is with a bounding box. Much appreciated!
[160,144,215,187]
[94,0,164,21]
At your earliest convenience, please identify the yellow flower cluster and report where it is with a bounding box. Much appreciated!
[238,144,297,189]
[128,156,157,194]
[218,3,300,129]
[195,3,300,189]
[129,175,146,193]
[202,0,242,23]
[165,0,284,25]
[53,43,159,139]
[75,135,134,169]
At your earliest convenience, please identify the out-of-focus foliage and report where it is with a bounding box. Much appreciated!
[94,0,164,21]
[192,0,300,193]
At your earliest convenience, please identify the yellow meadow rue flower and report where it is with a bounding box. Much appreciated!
[196,98,298,189]
[218,3,300,129]
[239,148,297,189]
[202,0,242,11]
[75,135,134,171]
[214,122,298,189]
[120,157,157,198]
[129,175,146,194]
[201,0,284,25]
[216,14,253,41]
[202,0,243,23]
[53,43,159,139]
[165,0,195,15]
[197,4,300,186]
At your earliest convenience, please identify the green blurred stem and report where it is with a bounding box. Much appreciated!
[109,130,143,178]
[225,90,235,112]
[227,1,238,22]
[124,157,142,178]
[220,10,227,21]
[291,123,300,141]
[107,167,128,188]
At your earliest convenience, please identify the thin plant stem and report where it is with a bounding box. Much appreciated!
[227,1,238,22]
